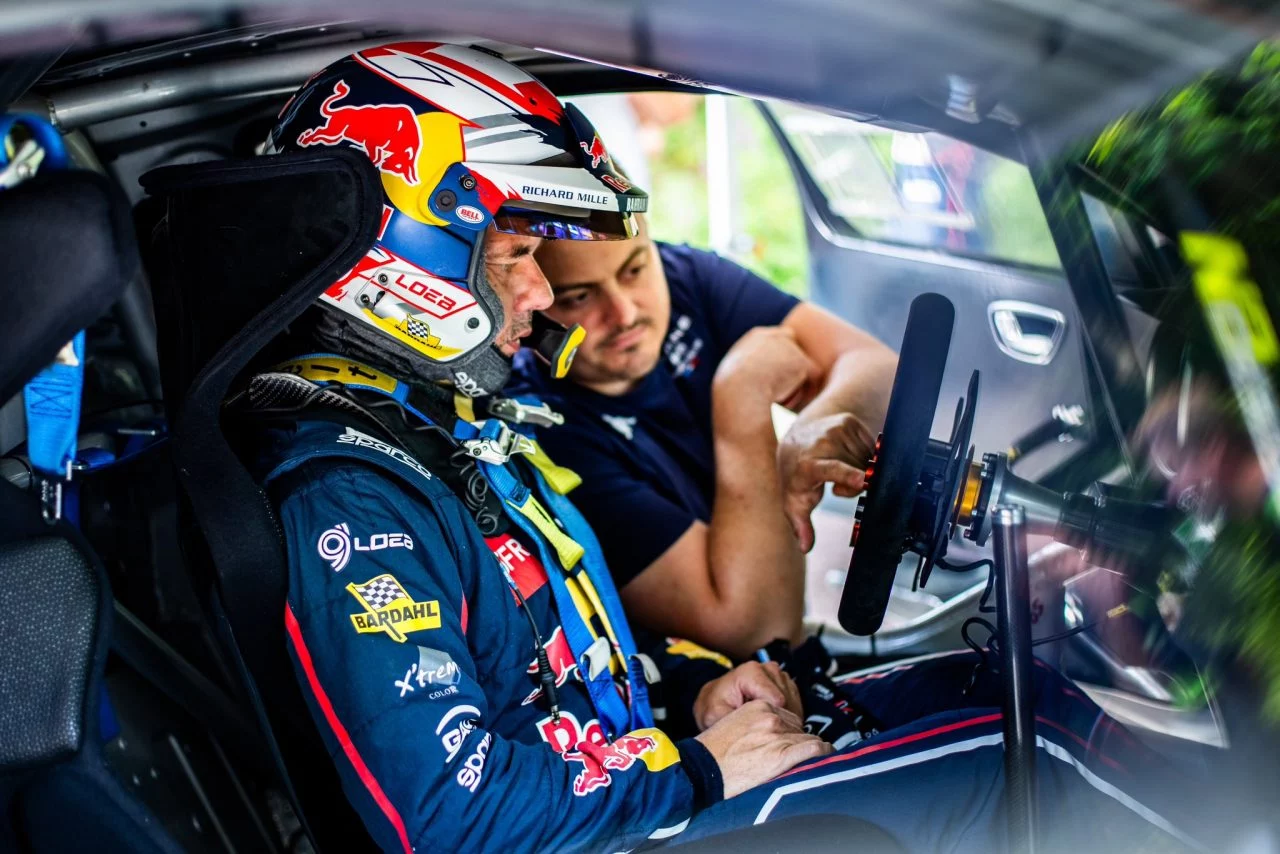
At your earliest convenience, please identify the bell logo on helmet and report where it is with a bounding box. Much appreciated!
[455,205,485,224]
[601,174,631,193]
[297,81,422,185]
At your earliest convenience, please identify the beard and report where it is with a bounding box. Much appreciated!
[495,312,533,351]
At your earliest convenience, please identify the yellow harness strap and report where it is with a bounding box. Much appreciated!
[508,492,585,570]
[525,441,582,495]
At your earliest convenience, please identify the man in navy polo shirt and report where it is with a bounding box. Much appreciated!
[509,215,897,658]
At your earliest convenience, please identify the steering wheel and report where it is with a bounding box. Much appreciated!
[838,293,957,636]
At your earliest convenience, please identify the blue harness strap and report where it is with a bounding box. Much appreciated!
[7,113,79,522]
[24,330,85,521]
[454,419,653,737]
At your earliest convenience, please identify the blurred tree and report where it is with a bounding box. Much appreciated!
[645,97,809,298]
[1083,41,1280,723]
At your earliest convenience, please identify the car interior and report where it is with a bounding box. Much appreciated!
[1,7,1274,853]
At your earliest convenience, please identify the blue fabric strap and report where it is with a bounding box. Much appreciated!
[487,464,641,738]
[531,472,653,732]
[9,116,79,521]
[23,331,85,478]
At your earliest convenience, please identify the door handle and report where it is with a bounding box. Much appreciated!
[987,300,1066,365]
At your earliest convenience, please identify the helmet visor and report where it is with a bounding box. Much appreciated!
[492,203,638,241]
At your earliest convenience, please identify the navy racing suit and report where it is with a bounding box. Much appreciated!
[260,417,727,853]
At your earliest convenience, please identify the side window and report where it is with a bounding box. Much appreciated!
[565,93,810,297]
[1076,186,1194,402]
[770,102,1062,270]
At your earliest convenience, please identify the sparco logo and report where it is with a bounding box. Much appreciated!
[317,522,414,572]
[453,371,486,398]
[336,426,433,480]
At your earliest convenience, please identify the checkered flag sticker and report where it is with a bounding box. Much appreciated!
[350,574,409,610]
[401,317,433,343]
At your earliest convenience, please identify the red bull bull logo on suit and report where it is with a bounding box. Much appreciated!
[534,713,679,797]
[563,734,658,796]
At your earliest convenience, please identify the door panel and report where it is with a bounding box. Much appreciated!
[808,229,1091,481]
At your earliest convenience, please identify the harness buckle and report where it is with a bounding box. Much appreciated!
[461,421,537,464]
[37,460,73,525]
[487,397,565,428]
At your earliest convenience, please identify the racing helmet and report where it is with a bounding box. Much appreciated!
[267,41,646,395]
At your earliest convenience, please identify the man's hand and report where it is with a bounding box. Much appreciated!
[777,412,876,552]
[695,700,832,798]
[713,326,822,414]
[693,661,804,730]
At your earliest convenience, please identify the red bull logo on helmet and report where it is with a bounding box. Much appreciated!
[298,80,423,185]
[580,135,609,169]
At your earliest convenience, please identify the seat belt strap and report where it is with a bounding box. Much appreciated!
[8,113,77,522]
[24,331,85,522]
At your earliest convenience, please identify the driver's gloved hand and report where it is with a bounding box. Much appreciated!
[758,637,883,749]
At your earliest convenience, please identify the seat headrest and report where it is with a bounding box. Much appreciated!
[0,170,139,403]
[140,147,382,421]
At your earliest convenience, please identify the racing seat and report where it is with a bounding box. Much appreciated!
[139,149,384,852]
[0,170,179,853]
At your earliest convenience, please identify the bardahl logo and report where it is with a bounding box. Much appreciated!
[346,574,441,643]
[337,426,433,480]
[317,522,414,572]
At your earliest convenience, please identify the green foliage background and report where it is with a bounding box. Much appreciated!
[1084,42,1280,722]
[645,98,810,299]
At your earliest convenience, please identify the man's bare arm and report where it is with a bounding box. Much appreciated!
[619,327,818,657]
[782,302,896,437]
[778,304,898,551]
